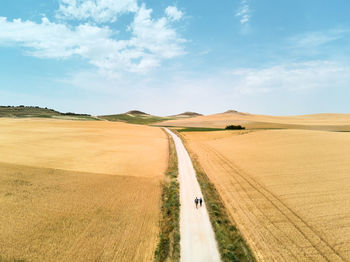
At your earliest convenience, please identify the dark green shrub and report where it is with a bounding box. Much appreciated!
[225,125,245,130]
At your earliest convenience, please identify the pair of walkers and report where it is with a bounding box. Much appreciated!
[194,197,203,208]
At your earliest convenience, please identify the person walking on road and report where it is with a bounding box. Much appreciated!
[195,197,199,208]
[200,197,203,207]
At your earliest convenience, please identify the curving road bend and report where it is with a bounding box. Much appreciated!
[164,128,221,262]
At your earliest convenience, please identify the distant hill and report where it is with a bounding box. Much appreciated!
[157,110,350,131]
[99,110,173,125]
[171,111,203,118]
[223,110,248,115]
[125,110,149,115]
[100,110,204,125]
[0,106,98,120]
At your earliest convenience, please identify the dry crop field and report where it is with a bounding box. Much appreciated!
[182,129,350,261]
[0,119,168,262]
[161,111,350,131]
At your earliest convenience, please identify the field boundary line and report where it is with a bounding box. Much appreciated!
[154,129,181,262]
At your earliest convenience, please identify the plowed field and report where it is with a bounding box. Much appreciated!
[182,129,350,261]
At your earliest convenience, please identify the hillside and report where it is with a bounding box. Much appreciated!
[125,110,148,115]
[99,110,173,125]
[0,106,201,124]
[170,111,203,118]
[0,106,98,120]
[158,110,350,131]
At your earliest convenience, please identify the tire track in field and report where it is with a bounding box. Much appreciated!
[198,144,316,262]
[203,144,346,262]
[208,146,342,261]
[199,144,304,262]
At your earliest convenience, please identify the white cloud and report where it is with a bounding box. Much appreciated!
[236,0,250,25]
[0,4,185,75]
[129,5,185,57]
[57,0,138,23]
[165,6,183,21]
[0,17,122,59]
[231,61,350,94]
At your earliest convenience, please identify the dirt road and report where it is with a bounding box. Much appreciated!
[164,128,221,262]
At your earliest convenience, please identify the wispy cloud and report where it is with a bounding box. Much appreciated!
[59,59,350,115]
[236,0,251,25]
[289,29,349,49]
[231,61,350,94]
[0,2,186,75]
[65,60,350,96]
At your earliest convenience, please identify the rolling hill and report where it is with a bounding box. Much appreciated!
[99,110,202,125]
[98,110,172,125]
[0,106,98,120]
[158,110,350,131]
[169,111,203,118]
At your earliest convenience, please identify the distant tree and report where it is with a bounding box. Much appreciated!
[225,125,245,130]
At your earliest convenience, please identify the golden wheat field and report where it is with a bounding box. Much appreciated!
[0,119,168,262]
[182,129,350,261]
[161,111,350,131]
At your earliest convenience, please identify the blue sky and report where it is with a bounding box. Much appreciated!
[0,0,349,116]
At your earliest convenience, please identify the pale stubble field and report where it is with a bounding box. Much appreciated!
[182,129,350,261]
[0,119,168,262]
